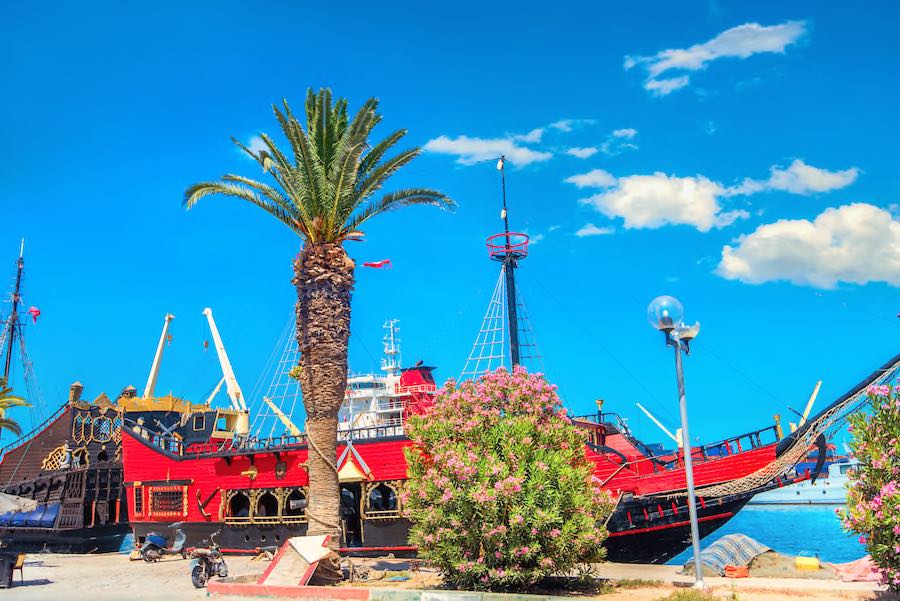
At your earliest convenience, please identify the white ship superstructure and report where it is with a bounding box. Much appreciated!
[338,320,417,437]
[749,460,856,505]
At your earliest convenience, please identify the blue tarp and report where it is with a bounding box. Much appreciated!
[683,534,771,575]
[0,503,60,529]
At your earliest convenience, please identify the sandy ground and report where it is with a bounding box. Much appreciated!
[4,553,897,601]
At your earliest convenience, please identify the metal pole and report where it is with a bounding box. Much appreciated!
[3,243,24,382]
[504,259,521,367]
[674,343,704,588]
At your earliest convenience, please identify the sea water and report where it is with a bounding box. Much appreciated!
[666,505,865,566]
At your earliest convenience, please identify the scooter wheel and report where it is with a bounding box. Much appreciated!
[191,564,209,589]
[217,560,228,578]
[142,548,160,562]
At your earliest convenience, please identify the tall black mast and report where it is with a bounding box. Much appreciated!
[3,240,24,382]
[497,156,521,368]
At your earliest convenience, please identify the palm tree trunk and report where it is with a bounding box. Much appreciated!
[293,242,354,549]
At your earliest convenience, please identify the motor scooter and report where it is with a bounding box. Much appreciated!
[189,529,227,588]
[141,522,188,562]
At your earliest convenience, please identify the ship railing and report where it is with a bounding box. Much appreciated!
[129,418,407,458]
[0,402,69,457]
[225,513,308,526]
[376,398,405,412]
[394,384,436,395]
[339,422,405,441]
[696,426,780,460]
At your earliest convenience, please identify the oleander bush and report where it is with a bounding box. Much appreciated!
[403,366,616,591]
[842,383,900,590]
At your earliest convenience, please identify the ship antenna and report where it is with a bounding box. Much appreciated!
[381,319,401,375]
[495,156,524,368]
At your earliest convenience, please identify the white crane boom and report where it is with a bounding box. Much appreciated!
[202,308,246,411]
[143,314,175,400]
[262,396,302,437]
[205,376,226,406]
[635,402,680,445]
[798,380,822,429]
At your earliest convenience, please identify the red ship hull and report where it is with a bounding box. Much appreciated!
[122,413,804,563]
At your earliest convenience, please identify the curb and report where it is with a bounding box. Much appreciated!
[207,580,572,601]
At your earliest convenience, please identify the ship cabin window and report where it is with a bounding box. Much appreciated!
[351,381,384,391]
[193,414,206,432]
[228,492,251,519]
[149,487,185,516]
[839,464,853,475]
[365,483,399,518]
[256,492,279,519]
[283,489,307,522]
[134,486,143,516]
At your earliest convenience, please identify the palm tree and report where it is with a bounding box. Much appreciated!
[0,377,30,437]
[184,89,454,547]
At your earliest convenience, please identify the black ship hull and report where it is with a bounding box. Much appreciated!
[0,523,129,553]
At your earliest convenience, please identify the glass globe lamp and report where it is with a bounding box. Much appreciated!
[647,295,684,332]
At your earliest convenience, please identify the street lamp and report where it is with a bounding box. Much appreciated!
[647,295,704,588]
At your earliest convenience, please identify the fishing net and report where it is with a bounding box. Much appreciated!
[688,355,900,499]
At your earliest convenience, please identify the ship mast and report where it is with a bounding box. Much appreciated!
[496,156,523,367]
[2,240,25,382]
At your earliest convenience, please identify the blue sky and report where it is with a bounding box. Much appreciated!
[1,1,897,446]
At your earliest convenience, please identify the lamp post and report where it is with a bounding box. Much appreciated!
[647,295,704,588]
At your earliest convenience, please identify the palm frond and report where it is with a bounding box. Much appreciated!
[341,187,454,236]
[347,148,423,223]
[183,182,304,234]
[358,129,406,178]
[185,88,455,245]
[0,418,22,437]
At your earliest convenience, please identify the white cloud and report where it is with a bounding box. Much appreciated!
[423,135,552,167]
[612,128,638,139]
[627,21,807,95]
[550,120,574,132]
[577,173,749,232]
[575,223,615,237]
[717,203,900,288]
[548,224,561,232]
[644,76,691,96]
[600,127,640,155]
[244,135,267,156]
[566,147,599,159]
[730,159,859,196]
[513,128,544,143]
[564,169,617,189]
[549,118,596,132]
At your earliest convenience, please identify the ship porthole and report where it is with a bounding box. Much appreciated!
[260,535,266,543]
[244,535,250,543]
[275,535,281,542]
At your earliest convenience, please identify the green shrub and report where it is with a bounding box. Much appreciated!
[842,383,900,590]
[402,366,615,590]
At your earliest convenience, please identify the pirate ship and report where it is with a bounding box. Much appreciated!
[0,259,249,552]
[0,242,130,552]
[119,160,900,563]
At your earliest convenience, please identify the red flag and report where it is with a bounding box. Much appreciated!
[363,259,392,269]
[27,306,40,324]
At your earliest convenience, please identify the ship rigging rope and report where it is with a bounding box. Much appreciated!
[677,356,900,499]
[526,270,680,425]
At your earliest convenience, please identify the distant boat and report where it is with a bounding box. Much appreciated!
[748,460,855,505]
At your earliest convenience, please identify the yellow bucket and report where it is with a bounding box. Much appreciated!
[795,556,820,570]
